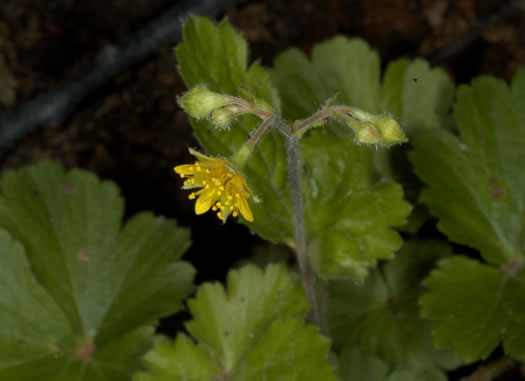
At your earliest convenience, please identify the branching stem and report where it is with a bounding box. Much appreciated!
[241,102,342,327]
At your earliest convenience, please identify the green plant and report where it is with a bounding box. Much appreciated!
[2,14,525,381]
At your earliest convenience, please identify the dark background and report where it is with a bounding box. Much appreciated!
[0,0,524,378]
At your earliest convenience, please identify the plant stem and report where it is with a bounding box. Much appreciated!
[291,105,356,135]
[286,135,321,326]
[235,101,322,326]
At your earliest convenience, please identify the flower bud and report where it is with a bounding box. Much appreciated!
[374,116,407,145]
[210,105,244,129]
[345,108,407,146]
[177,85,234,119]
[345,119,381,144]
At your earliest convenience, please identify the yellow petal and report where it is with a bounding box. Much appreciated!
[237,195,253,222]
[195,188,220,215]
[174,164,197,175]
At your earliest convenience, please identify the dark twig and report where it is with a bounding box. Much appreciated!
[0,0,237,156]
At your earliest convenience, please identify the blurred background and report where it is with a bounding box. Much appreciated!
[0,0,524,328]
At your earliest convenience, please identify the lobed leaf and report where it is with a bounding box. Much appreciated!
[410,70,525,264]
[272,37,454,134]
[329,241,460,378]
[303,132,411,281]
[0,161,195,380]
[337,346,422,381]
[136,264,337,381]
[421,256,525,362]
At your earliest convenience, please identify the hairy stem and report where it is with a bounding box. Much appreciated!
[238,101,322,326]
[291,105,356,135]
[286,135,320,326]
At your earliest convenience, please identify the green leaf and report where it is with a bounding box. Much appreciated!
[329,241,460,378]
[410,70,525,264]
[303,132,411,281]
[176,15,293,244]
[272,37,454,134]
[380,58,455,134]
[337,346,389,381]
[0,161,195,380]
[272,37,381,121]
[421,256,525,362]
[337,346,426,381]
[136,264,337,381]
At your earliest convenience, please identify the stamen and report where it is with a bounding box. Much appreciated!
[189,193,195,200]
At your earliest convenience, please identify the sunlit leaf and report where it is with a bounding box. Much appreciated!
[136,264,337,381]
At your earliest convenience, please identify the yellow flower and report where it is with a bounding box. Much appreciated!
[174,148,255,222]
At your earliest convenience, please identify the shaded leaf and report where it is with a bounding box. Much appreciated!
[337,346,428,381]
[329,241,460,378]
[421,256,525,362]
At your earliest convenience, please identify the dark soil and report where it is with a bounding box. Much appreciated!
[1,0,524,379]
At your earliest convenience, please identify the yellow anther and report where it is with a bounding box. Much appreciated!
[216,191,222,196]
[232,211,238,217]
[205,184,210,189]
[189,166,194,171]
[212,206,217,211]
[202,180,207,185]
[219,185,225,191]
[227,195,233,200]
[235,193,240,198]
[179,174,185,178]
[189,193,195,200]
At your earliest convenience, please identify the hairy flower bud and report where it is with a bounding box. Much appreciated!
[210,105,244,129]
[177,85,234,119]
[346,119,382,144]
[346,108,407,146]
[374,116,407,145]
